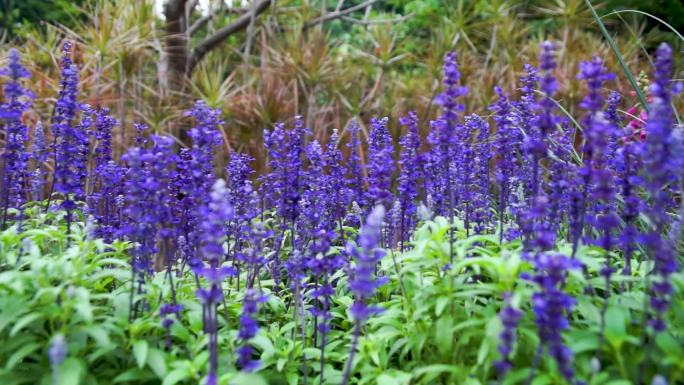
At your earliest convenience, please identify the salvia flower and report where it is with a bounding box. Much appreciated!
[494,293,522,376]
[471,115,492,234]
[193,179,236,385]
[237,288,267,372]
[346,205,388,322]
[397,112,422,248]
[53,43,87,212]
[30,121,47,202]
[571,56,615,257]
[640,43,680,332]
[120,135,177,319]
[324,130,351,233]
[366,117,394,213]
[0,48,34,227]
[341,205,388,385]
[524,253,582,381]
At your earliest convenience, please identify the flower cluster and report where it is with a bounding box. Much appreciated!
[0,48,33,227]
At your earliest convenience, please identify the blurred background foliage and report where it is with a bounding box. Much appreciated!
[0,0,682,172]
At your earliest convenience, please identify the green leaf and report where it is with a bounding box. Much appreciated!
[230,373,268,385]
[435,297,449,317]
[147,348,167,378]
[604,306,627,349]
[133,340,149,369]
[9,313,42,337]
[56,357,85,385]
[5,342,40,369]
[377,374,400,385]
[162,369,189,385]
[277,357,287,372]
[113,369,157,383]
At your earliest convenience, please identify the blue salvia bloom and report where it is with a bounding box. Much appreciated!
[226,152,258,277]
[524,253,582,382]
[547,122,575,235]
[517,63,540,201]
[458,115,482,236]
[604,91,622,165]
[366,117,394,213]
[426,52,468,217]
[0,48,34,226]
[120,135,178,318]
[160,303,183,349]
[306,226,342,381]
[614,121,641,278]
[237,288,267,372]
[572,56,615,257]
[347,205,388,322]
[346,119,366,210]
[30,121,47,201]
[300,139,327,239]
[282,116,308,225]
[87,107,121,242]
[324,130,351,233]
[494,293,522,376]
[397,112,422,248]
[193,179,235,385]
[471,115,492,234]
[342,205,388,385]
[641,43,679,332]
[490,86,519,241]
[48,334,67,385]
[53,43,87,212]
[175,101,223,262]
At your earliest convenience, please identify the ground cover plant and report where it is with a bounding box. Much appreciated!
[1,20,684,385]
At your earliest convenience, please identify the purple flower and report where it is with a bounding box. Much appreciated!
[425,52,468,217]
[193,179,236,384]
[86,107,122,242]
[490,86,520,241]
[570,56,615,257]
[173,101,223,265]
[471,115,492,234]
[53,43,87,211]
[366,117,394,213]
[525,253,582,381]
[346,205,388,322]
[237,288,267,372]
[397,112,422,248]
[324,129,351,232]
[494,293,522,376]
[30,121,47,202]
[0,48,34,227]
[120,135,178,318]
[640,43,680,332]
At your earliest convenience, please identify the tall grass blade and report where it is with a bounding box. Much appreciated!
[584,0,649,113]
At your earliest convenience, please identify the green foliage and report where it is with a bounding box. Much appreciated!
[1,209,683,384]
[0,0,87,40]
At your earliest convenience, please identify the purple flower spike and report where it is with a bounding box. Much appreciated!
[397,112,422,248]
[237,288,267,372]
[641,43,680,333]
[366,117,394,213]
[0,48,34,227]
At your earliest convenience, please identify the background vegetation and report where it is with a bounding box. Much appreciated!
[1,0,683,172]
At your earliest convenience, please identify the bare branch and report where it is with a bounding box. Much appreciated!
[188,14,213,36]
[187,0,272,74]
[303,0,380,30]
[340,12,415,25]
[189,1,234,36]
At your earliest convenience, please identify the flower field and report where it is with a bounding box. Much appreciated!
[1,2,684,385]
